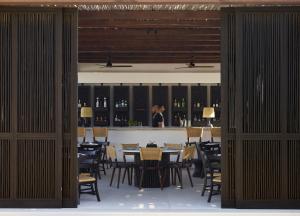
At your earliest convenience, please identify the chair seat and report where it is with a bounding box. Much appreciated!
[79,174,96,183]
[207,172,221,177]
[212,176,222,183]
[80,172,90,176]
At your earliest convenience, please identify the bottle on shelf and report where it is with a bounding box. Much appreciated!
[197,102,200,108]
[103,97,107,108]
[96,97,100,108]
[179,115,183,127]
[124,100,128,108]
[197,116,201,122]
[121,100,125,107]
[83,102,87,107]
[181,98,185,108]
[173,99,177,108]
[182,115,187,127]
[78,99,81,108]
[177,100,181,108]
[193,115,197,122]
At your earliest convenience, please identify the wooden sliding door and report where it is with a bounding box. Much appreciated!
[0,7,78,208]
[221,7,300,208]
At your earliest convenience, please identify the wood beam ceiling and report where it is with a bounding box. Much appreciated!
[78,10,221,63]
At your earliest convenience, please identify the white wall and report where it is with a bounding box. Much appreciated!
[78,72,220,84]
[78,63,221,84]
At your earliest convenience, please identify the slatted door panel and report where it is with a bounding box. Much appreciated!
[0,140,10,199]
[236,9,289,208]
[0,12,12,201]
[0,12,12,134]
[62,9,78,207]
[286,13,300,202]
[14,10,62,207]
[0,7,78,208]
[222,7,300,209]
[221,8,236,207]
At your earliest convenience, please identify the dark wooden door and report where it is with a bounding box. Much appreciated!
[222,7,300,209]
[0,7,78,208]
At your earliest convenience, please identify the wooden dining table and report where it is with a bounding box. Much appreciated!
[122,148,182,188]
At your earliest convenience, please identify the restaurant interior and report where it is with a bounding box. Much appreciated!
[76,5,222,210]
[0,1,299,212]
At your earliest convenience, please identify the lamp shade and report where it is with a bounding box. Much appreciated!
[202,107,215,118]
[80,107,93,118]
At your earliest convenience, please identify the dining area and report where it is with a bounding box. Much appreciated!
[77,127,222,209]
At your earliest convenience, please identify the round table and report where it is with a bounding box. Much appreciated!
[122,148,182,188]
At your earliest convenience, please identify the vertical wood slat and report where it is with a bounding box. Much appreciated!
[221,8,236,208]
[62,8,78,207]
[0,140,10,199]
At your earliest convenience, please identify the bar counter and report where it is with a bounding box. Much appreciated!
[84,127,213,146]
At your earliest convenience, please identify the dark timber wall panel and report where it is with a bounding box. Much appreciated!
[0,140,10,199]
[0,8,78,208]
[221,8,236,208]
[222,7,300,209]
[0,12,11,133]
[17,140,56,199]
[62,9,78,207]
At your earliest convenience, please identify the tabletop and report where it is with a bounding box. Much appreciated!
[122,148,182,154]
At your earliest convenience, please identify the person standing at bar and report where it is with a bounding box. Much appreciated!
[152,104,165,128]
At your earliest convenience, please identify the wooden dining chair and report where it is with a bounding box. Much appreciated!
[121,143,139,184]
[186,127,203,144]
[139,147,166,190]
[106,146,132,188]
[93,127,108,142]
[77,127,86,143]
[78,157,100,202]
[93,127,109,169]
[210,127,221,142]
[169,145,196,188]
[199,149,221,202]
[164,143,182,184]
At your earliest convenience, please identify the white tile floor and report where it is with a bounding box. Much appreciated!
[78,167,221,210]
[1,167,300,216]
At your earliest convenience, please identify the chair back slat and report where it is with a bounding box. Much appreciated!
[140,147,162,161]
[164,143,182,150]
[186,127,203,142]
[106,146,117,161]
[78,127,86,138]
[211,127,221,142]
[182,145,196,160]
[93,127,108,141]
[121,143,139,150]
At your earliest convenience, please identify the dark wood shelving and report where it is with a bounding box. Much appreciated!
[133,86,149,126]
[152,85,169,126]
[76,84,220,127]
[113,86,129,127]
[171,86,188,127]
[94,86,110,127]
[210,85,221,127]
[191,86,207,127]
[78,85,92,127]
